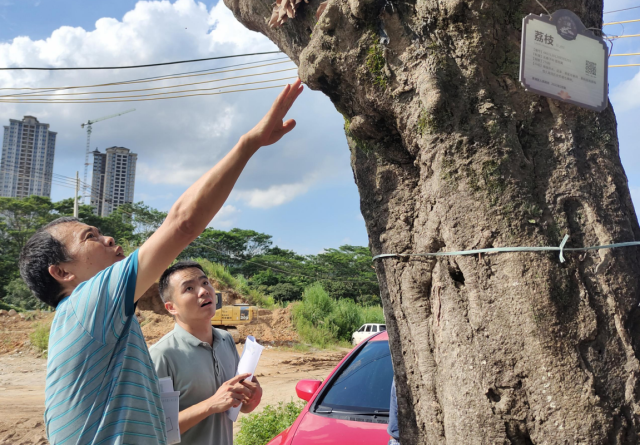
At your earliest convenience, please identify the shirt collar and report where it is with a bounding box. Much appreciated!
[173,322,219,348]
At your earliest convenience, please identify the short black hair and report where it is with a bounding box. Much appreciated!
[19,217,80,308]
[158,261,206,302]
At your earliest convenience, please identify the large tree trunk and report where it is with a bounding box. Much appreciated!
[224,0,640,442]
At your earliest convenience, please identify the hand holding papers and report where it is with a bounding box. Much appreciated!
[227,335,264,422]
[158,377,181,444]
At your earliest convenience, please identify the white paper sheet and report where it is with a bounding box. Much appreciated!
[158,377,174,393]
[161,390,181,444]
[227,335,264,422]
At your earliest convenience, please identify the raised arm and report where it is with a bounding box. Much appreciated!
[134,79,303,300]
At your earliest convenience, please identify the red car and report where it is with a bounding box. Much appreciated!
[267,331,393,445]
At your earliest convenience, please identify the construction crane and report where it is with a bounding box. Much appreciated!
[81,109,136,202]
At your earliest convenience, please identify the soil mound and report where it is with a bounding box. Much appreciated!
[135,305,298,345]
[136,283,169,315]
[137,310,175,345]
[0,310,54,355]
[238,306,298,343]
[136,283,246,316]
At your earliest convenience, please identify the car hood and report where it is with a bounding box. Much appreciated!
[290,411,388,445]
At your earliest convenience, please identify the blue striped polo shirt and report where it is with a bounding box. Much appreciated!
[44,250,166,445]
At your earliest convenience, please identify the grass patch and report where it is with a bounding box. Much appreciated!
[366,44,388,89]
[236,400,305,445]
[292,283,385,348]
[198,258,237,289]
[196,258,274,308]
[29,322,51,357]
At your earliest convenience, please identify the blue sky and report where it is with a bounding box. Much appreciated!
[0,0,639,254]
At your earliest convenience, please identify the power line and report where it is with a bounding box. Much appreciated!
[0,59,294,97]
[2,172,131,215]
[604,18,640,26]
[610,52,640,56]
[0,68,297,99]
[0,56,290,91]
[611,33,640,39]
[188,242,379,285]
[1,170,104,201]
[0,51,283,71]
[610,63,640,67]
[0,83,292,104]
[0,169,90,189]
[604,6,640,14]
[0,76,296,103]
[2,172,98,198]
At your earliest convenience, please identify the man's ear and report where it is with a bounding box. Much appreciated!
[165,300,178,317]
[48,264,75,285]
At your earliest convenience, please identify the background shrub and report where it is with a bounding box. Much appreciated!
[235,400,305,445]
[2,278,48,310]
[29,321,51,357]
[195,258,274,308]
[292,283,385,347]
[269,283,302,303]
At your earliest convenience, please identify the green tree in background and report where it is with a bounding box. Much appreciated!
[3,277,47,310]
[0,196,59,291]
[0,196,380,310]
[180,228,273,270]
[0,196,166,307]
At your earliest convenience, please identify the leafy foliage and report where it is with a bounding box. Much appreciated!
[269,283,302,303]
[3,278,48,310]
[181,228,273,270]
[236,400,305,445]
[293,283,385,348]
[0,196,380,311]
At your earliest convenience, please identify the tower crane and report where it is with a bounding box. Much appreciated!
[80,109,136,202]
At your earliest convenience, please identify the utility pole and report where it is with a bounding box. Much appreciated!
[73,171,79,218]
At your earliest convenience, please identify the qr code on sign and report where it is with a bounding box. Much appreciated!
[586,60,597,76]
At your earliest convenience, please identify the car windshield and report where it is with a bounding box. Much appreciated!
[315,340,393,412]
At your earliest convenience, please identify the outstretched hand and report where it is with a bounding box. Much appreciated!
[245,78,304,150]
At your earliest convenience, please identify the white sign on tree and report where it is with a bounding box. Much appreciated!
[520,9,608,112]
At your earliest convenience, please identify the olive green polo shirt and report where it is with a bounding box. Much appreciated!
[149,324,240,445]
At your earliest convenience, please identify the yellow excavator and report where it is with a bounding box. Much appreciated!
[210,292,258,343]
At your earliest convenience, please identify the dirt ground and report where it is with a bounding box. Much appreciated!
[0,306,347,444]
[0,346,347,444]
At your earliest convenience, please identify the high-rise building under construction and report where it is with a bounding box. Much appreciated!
[90,146,137,217]
[0,116,57,198]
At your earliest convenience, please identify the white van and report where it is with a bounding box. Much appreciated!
[351,323,386,345]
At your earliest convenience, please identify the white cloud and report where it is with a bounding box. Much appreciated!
[0,0,352,219]
[611,70,640,113]
[207,2,273,51]
[137,163,209,185]
[211,204,240,228]
[236,181,311,209]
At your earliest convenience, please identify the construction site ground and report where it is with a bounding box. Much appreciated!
[0,306,349,444]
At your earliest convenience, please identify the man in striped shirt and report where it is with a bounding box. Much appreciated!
[18,79,303,444]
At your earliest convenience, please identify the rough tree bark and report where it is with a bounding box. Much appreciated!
[224,0,640,443]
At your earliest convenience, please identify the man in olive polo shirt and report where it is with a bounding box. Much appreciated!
[150,261,262,445]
